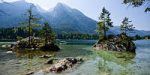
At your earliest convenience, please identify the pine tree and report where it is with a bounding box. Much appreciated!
[41,22,55,45]
[123,0,150,12]
[97,7,113,40]
[120,17,135,33]
[20,5,40,47]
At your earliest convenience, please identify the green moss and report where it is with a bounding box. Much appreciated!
[96,50,135,75]
[96,50,135,65]
[14,49,55,58]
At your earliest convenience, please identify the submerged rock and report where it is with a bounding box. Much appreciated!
[6,51,13,53]
[39,55,53,58]
[1,45,6,48]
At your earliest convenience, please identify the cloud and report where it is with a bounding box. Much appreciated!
[25,0,69,10]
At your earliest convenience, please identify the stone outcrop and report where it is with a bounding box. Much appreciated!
[94,33,136,52]
[44,57,83,73]
[9,37,60,51]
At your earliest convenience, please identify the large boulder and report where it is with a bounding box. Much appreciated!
[94,33,136,52]
[44,57,83,73]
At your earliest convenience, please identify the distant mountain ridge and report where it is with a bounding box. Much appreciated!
[0,1,97,34]
[108,26,150,36]
[0,0,149,36]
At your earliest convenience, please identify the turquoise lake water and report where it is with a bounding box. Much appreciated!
[0,40,150,75]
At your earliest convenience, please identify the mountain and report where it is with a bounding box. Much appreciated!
[45,3,97,34]
[0,1,149,36]
[0,0,43,27]
[0,1,97,34]
[108,26,150,36]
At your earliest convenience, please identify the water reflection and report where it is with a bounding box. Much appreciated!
[13,44,93,59]
[14,49,55,59]
[0,40,150,75]
[96,40,150,75]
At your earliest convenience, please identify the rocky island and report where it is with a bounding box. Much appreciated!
[94,33,136,52]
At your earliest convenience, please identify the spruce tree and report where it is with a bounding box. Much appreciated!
[41,22,55,45]
[20,5,40,47]
[97,7,113,40]
[123,0,150,12]
[120,17,135,33]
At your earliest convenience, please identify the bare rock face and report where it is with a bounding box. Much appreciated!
[44,57,82,73]
[94,33,136,53]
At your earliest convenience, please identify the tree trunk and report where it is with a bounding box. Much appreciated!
[103,21,107,40]
[45,36,48,46]
[28,10,31,47]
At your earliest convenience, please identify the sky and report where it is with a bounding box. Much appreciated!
[2,0,150,31]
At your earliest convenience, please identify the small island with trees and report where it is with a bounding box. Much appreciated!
[1,5,60,51]
[94,7,136,53]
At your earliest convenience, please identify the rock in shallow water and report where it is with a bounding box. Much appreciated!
[26,71,34,75]
[1,45,6,48]
[94,33,136,53]
[44,57,83,73]
[39,55,53,58]
[6,51,13,54]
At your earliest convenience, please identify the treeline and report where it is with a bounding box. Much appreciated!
[0,27,99,40]
[0,27,39,40]
[132,35,150,40]
[57,33,98,40]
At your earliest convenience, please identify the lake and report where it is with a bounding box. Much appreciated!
[0,40,150,75]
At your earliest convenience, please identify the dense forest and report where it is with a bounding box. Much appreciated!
[0,27,99,41]
[0,27,149,41]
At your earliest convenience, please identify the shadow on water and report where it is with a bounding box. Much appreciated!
[95,40,150,75]
[95,50,136,75]
[56,45,93,57]
[96,51,135,65]
[6,40,96,59]
[10,44,93,59]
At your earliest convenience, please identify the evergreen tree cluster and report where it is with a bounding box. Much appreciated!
[0,27,39,41]
[57,33,98,40]
[97,7,113,40]
[0,28,99,41]
[120,17,135,33]
[97,7,135,40]
[123,0,150,12]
